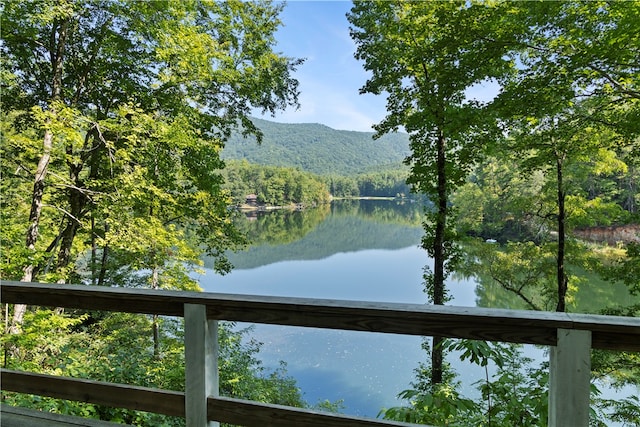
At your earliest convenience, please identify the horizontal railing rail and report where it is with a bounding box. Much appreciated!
[2,280,640,427]
[1,369,185,417]
[0,370,413,427]
[3,281,638,350]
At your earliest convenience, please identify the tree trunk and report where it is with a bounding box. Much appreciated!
[56,162,86,275]
[9,130,53,333]
[433,130,447,305]
[91,216,97,286]
[555,154,568,313]
[10,17,70,334]
[22,131,53,279]
[623,165,637,214]
[431,129,447,384]
[97,221,110,287]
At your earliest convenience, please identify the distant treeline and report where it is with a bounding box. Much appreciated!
[325,167,412,198]
[223,160,413,205]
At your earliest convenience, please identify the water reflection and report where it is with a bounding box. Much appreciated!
[195,200,637,419]
[196,200,486,416]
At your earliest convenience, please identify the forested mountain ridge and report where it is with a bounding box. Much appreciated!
[222,117,410,175]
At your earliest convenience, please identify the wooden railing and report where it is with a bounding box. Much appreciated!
[2,281,639,427]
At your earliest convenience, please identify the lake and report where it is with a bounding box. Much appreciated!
[195,200,637,419]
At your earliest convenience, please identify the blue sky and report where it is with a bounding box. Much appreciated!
[257,1,387,132]
[260,1,499,132]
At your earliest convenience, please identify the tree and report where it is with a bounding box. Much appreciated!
[222,160,330,206]
[495,0,640,312]
[1,1,312,422]
[1,0,302,331]
[348,0,514,384]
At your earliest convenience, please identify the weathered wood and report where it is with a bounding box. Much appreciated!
[209,319,220,426]
[207,396,424,427]
[184,304,218,427]
[564,312,640,351]
[0,369,185,417]
[2,281,640,427]
[549,329,592,427]
[1,281,187,316]
[0,403,130,427]
[0,371,423,427]
[2,281,640,351]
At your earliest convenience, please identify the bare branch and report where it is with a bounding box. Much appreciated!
[42,203,83,225]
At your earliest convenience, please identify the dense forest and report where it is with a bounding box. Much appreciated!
[223,159,331,206]
[1,0,639,426]
[222,120,414,203]
[223,117,410,175]
[0,1,312,424]
[222,157,413,204]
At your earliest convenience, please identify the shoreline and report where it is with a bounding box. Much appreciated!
[236,196,410,212]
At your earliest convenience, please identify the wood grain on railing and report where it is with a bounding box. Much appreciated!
[2,281,640,427]
[207,395,423,427]
[1,369,185,417]
[0,370,421,427]
[2,281,639,351]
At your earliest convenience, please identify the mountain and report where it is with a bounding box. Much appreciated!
[222,118,410,176]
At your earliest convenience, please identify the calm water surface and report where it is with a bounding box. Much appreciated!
[198,247,485,415]
[195,201,500,416]
[195,200,635,419]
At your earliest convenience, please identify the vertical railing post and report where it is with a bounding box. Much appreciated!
[549,328,591,427]
[184,303,219,427]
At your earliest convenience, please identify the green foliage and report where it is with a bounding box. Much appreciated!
[1,1,310,423]
[492,1,640,311]
[324,167,415,199]
[354,0,640,414]
[223,118,410,176]
[382,340,550,427]
[223,160,330,206]
[1,0,302,283]
[3,0,640,423]
[591,305,640,394]
[354,168,413,198]
[1,307,305,425]
[453,140,639,312]
[222,119,415,199]
[348,0,517,383]
[458,239,557,311]
[312,399,346,414]
[218,324,304,407]
[325,174,361,198]
[600,243,640,296]
[223,160,412,203]
[593,394,640,426]
[2,309,88,372]
[384,338,639,427]
[382,385,477,426]
[451,156,547,241]
[497,1,640,133]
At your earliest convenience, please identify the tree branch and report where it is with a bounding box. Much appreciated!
[587,64,640,100]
